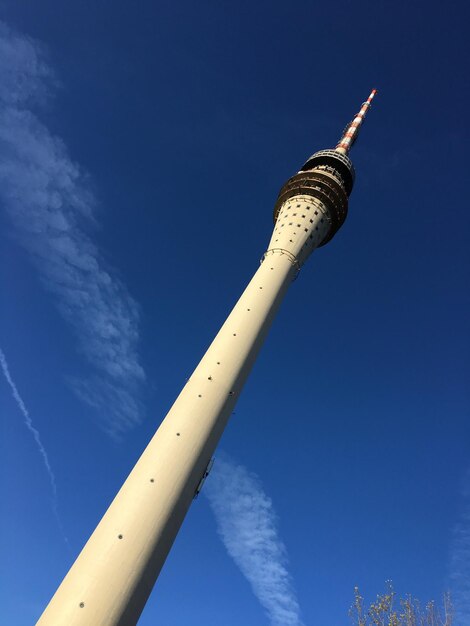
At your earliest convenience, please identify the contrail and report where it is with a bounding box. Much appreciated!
[0,21,145,437]
[204,455,304,626]
[0,346,67,543]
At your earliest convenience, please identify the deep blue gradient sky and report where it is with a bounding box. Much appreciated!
[1,1,469,624]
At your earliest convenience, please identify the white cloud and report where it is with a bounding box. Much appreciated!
[204,455,304,626]
[0,346,67,542]
[0,21,145,436]
[449,470,470,624]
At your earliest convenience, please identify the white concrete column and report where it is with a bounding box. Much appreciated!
[37,197,329,626]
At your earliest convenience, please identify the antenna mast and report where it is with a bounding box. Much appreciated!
[336,88,377,154]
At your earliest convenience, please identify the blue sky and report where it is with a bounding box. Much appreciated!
[0,1,469,624]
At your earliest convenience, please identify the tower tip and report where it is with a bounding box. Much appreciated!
[335,89,377,154]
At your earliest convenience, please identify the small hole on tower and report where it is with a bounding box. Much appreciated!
[247,308,250,311]
[217,361,221,364]
[233,333,237,336]
[259,287,263,289]
[198,394,202,397]
[150,478,155,483]
[79,602,85,608]
[304,228,308,232]
[118,534,123,540]
[176,432,181,436]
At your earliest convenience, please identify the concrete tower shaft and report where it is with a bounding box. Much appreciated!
[37,90,376,626]
[37,244,297,626]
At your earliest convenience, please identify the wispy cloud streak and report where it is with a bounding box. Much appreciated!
[0,22,145,436]
[0,346,67,542]
[204,455,304,626]
[449,470,470,624]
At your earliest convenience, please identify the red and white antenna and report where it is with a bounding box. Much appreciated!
[336,88,377,155]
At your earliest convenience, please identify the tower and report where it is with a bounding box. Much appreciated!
[37,89,377,626]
